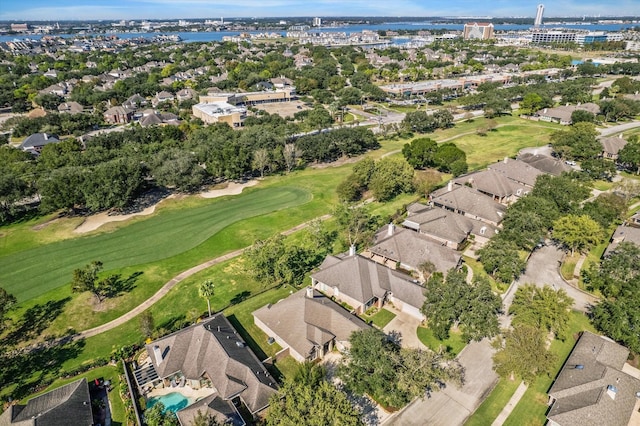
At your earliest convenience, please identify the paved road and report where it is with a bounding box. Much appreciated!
[599,120,640,137]
[504,243,599,314]
[385,339,498,426]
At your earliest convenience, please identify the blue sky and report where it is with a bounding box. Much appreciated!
[1,0,638,21]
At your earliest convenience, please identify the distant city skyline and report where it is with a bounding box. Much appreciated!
[1,0,638,21]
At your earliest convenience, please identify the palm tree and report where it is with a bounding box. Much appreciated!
[199,279,215,317]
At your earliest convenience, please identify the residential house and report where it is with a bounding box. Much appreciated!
[534,103,600,125]
[487,157,545,189]
[403,203,498,249]
[363,224,462,277]
[603,224,640,257]
[547,331,640,426]
[430,182,507,227]
[0,378,93,425]
[253,287,370,363]
[133,314,278,422]
[517,152,571,176]
[104,106,133,124]
[176,88,198,102]
[311,252,427,320]
[628,212,640,228]
[122,93,148,110]
[139,112,180,127]
[453,169,523,204]
[270,77,294,89]
[152,91,175,107]
[19,132,60,154]
[600,135,627,160]
[57,101,85,114]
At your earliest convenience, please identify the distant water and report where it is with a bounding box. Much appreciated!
[0,22,633,43]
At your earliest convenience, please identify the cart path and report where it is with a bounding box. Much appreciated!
[76,214,332,340]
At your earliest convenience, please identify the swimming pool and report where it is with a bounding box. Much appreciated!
[146,392,194,413]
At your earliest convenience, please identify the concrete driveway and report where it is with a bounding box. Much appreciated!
[504,243,599,313]
[382,307,427,350]
[384,339,498,426]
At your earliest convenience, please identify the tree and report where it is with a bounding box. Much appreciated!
[413,169,442,197]
[433,143,468,176]
[306,105,333,130]
[509,284,573,340]
[580,158,616,181]
[571,109,595,124]
[550,122,601,160]
[0,287,16,332]
[71,260,106,302]
[351,157,375,187]
[492,324,556,383]
[477,240,526,284]
[144,402,179,426]
[582,193,626,229]
[459,276,502,342]
[402,137,438,169]
[283,143,300,173]
[369,157,414,201]
[199,280,215,317]
[266,363,363,426]
[336,177,362,202]
[617,139,640,174]
[585,242,640,353]
[140,310,155,339]
[530,174,590,214]
[338,329,463,408]
[252,148,270,178]
[333,203,378,249]
[552,214,604,255]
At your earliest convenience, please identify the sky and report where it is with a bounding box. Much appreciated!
[0,0,638,21]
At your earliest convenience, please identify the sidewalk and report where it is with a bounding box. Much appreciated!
[491,381,527,426]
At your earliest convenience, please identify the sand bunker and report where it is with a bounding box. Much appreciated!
[200,180,258,198]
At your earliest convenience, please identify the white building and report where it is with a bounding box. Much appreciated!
[534,4,545,27]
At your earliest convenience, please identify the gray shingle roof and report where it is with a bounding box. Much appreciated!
[176,392,244,426]
[0,378,93,426]
[369,226,461,273]
[517,153,571,176]
[454,169,521,199]
[311,255,426,310]
[430,185,506,225]
[18,133,60,150]
[146,314,278,415]
[547,331,640,426]
[487,157,544,188]
[604,225,640,256]
[600,136,627,156]
[253,288,370,359]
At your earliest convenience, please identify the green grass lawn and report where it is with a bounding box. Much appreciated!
[0,186,311,302]
[502,312,596,426]
[417,327,466,356]
[464,378,521,426]
[560,253,579,281]
[463,256,503,293]
[362,308,396,329]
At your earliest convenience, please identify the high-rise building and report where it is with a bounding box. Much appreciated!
[313,17,322,27]
[534,4,545,27]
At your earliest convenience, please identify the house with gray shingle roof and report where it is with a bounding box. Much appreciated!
[0,378,93,426]
[364,224,462,278]
[487,157,545,189]
[453,169,523,204]
[430,182,506,226]
[534,103,600,125]
[311,253,427,320]
[18,132,60,154]
[547,331,640,426]
[135,314,278,421]
[403,203,498,249]
[253,287,370,363]
[599,135,627,160]
[518,153,571,176]
[603,224,640,257]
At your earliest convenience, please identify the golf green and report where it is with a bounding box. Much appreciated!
[0,186,311,302]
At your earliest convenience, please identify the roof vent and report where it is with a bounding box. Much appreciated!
[607,385,618,400]
[235,341,245,348]
[574,364,584,370]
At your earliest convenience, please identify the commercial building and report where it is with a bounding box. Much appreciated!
[463,22,494,40]
[192,102,246,127]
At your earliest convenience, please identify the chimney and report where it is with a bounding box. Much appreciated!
[306,286,314,299]
[619,133,623,139]
[44,133,49,140]
[543,108,547,114]
[349,244,356,256]
[447,181,453,192]
[503,156,508,164]
[533,149,538,155]
[387,223,395,236]
[153,345,163,365]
